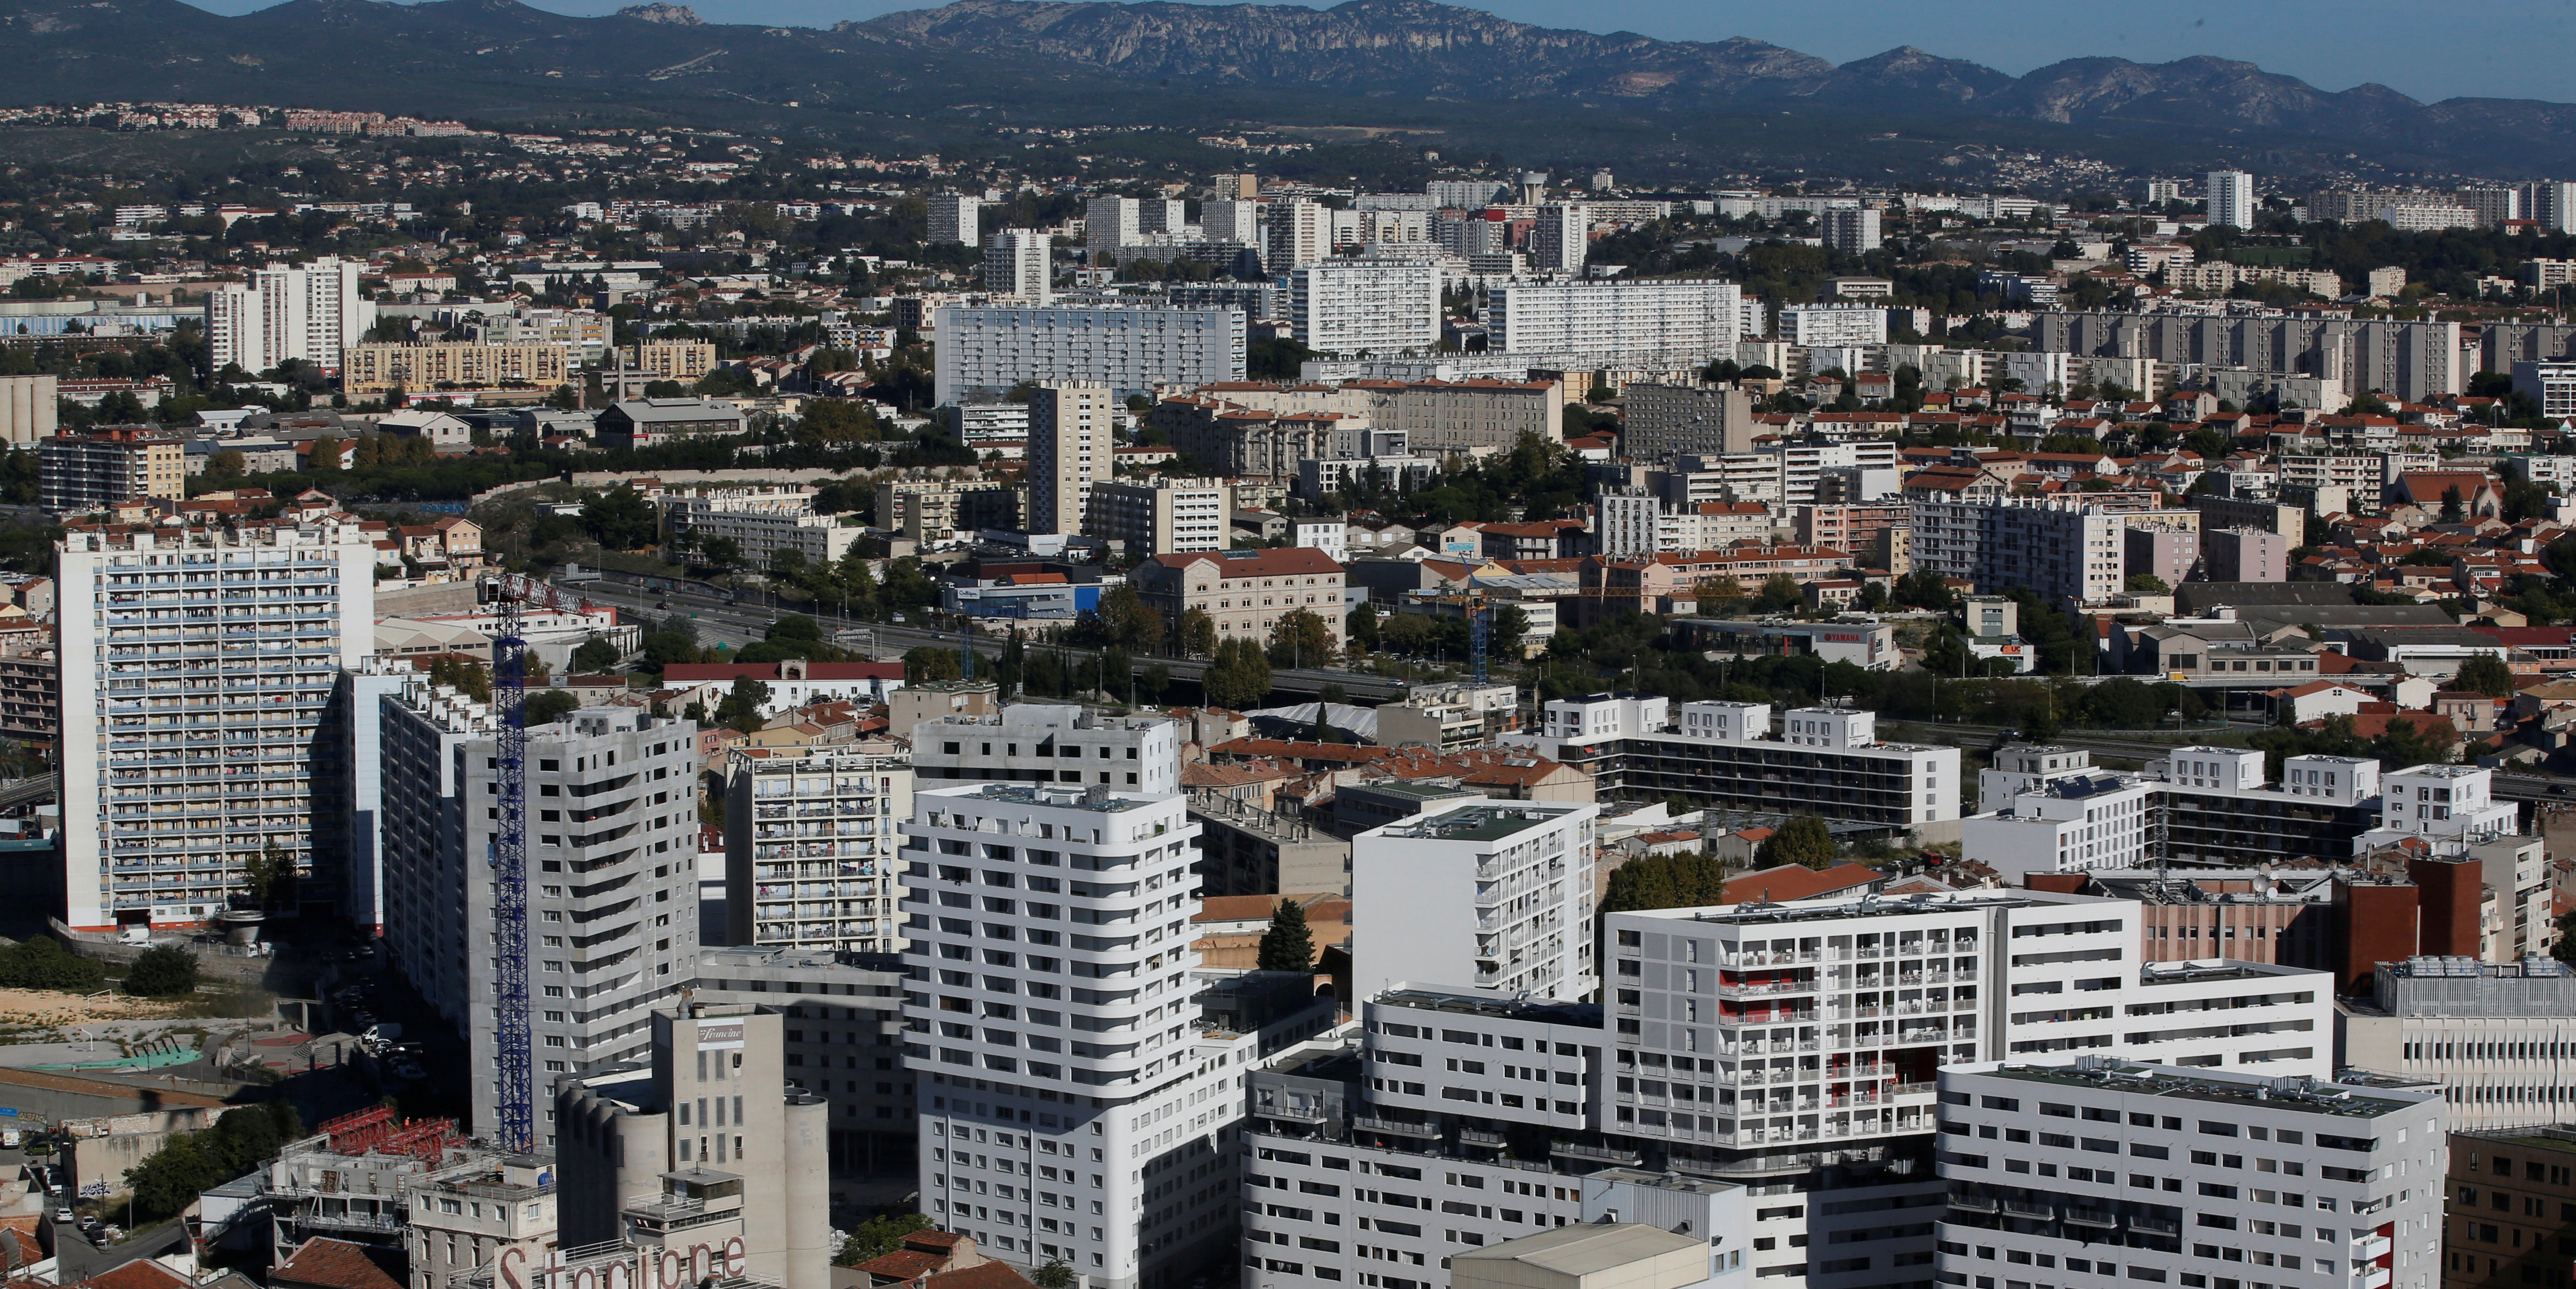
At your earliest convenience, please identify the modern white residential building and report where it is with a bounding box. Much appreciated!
[1290,254,1443,356]
[554,1003,834,1289]
[205,256,375,374]
[900,783,1336,1289]
[1960,773,2156,880]
[56,520,377,932]
[984,230,1053,305]
[721,747,913,955]
[1202,200,1262,245]
[1820,206,1882,253]
[1490,281,1745,357]
[1271,200,1334,272]
[378,684,702,1143]
[1932,1058,2442,1289]
[1028,381,1116,536]
[929,194,983,245]
[2207,169,2258,229]
[1084,477,1233,555]
[665,491,866,566]
[1528,696,1962,835]
[1085,196,1140,254]
[2339,955,2576,1132]
[1350,799,1600,1004]
[1530,204,1589,274]
[2361,764,2518,851]
[2147,746,2385,868]
[933,306,1245,404]
[1776,303,1889,348]
[1609,890,2335,1289]
[910,702,1183,797]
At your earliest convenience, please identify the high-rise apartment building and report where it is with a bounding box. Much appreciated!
[339,342,573,397]
[929,194,984,245]
[2518,180,2576,232]
[36,427,186,513]
[0,373,58,444]
[1082,477,1233,555]
[983,231,1052,305]
[721,747,913,955]
[1621,384,1758,460]
[1028,381,1114,536]
[1531,696,1960,833]
[555,1003,833,1289]
[1934,1059,2442,1289]
[932,305,1245,404]
[204,256,375,374]
[908,702,1183,797]
[1084,196,1140,254]
[2205,169,2258,229]
[1290,254,1443,356]
[1201,200,1261,245]
[1138,198,1187,235]
[377,683,701,1141]
[1907,497,2133,605]
[1270,200,1334,272]
[1530,204,1589,274]
[56,520,376,932]
[1820,205,1883,252]
[900,783,1337,1289]
[1490,281,1746,356]
[690,945,916,1184]
[1777,303,1889,347]
[1350,799,1599,1002]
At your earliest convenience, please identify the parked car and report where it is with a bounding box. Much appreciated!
[54,1208,71,1224]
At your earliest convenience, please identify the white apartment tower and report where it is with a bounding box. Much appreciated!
[721,746,914,955]
[1028,381,1115,536]
[1290,254,1443,356]
[56,521,376,932]
[1350,799,1600,1004]
[931,305,1246,405]
[1820,205,1882,252]
[909,703,1183,797]
[204,256,375,374]
[1202,200,1262,245]
[929,194,984,245]
[1270,201,1335,273]
[984,230,1053,305]
[1933,1059,2443,1289]
[377,684,702,1142]
[1085,196,1140,254]
[1490,281,1746,356]
[2207,170,2258,230]
[1530,204,1589,274]
[901,783,1335,1289]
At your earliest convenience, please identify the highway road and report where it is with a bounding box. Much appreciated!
[559,577,1415,703]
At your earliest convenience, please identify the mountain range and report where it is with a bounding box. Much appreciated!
[3,0,2573,178]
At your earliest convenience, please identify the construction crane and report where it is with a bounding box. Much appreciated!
[479,572,597,1152]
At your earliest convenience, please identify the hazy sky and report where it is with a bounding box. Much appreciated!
[178,0,2576,105]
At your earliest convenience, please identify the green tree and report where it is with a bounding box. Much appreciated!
[1752,816,1838,870]
[1754,572,1803,613]
[767,614,824,646]
[835,1213,935,1267]
[903,645,962,683]
[1178,608,1217,658]
[570,636,622,673]
[2455,653,2517,698]
[1202,638,1273,710]
[123,945,200,997]
[205,448,246,481]
[1345,605,1380,653]
[1489,604,1530,660]
[2125,572,2172,595]
[0,937,108,991]
[1256,898,1316,972]
[1600,850,1729,914]
[582,486,656,550]
[1033,1263,1076,1289]
[714,676,772,732]
[1266,608,1335,668]
[525,690,582,725]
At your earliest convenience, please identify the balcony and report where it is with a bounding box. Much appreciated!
[1351,1116,1438,1138]
[2063,1209,2117,1229]
[1547,1140,1641,1165]
[2002,1198,2052,1219]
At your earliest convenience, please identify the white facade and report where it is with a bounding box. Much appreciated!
[1085,478,1233,555]
[1029,381,1115,536]
[1350,799,1601,1004]
[1085,196,1140,253]
[667,493,864,567]
[1491,281,1746,357]
[902,783,1330,1289]
[205,256,374,374]
[1819,206,1882,253]
[722,747,913,955]
[984,231,1053,305]
[1530,205,1589,274]
[377,687,702,1142]
[1907,498,2128,605]
[1528,696,1961,832]
[1271,201,1334,272]
[2340,956,2576,1132]
[1203,200,1262,245]
[1291,255,1443,356]
[934,306,1245,404]
[929,194,983,245]
[2360,764,2518,853]
[1960,774,2156,880]
[910,703,1183,797]
[56,521,377,931]
[1933,1059,2442,1289]
[2207,170,2258,229]
[1777,304,1889,348]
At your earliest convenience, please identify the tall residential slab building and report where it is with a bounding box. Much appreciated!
[1290,255,1443,356]
[929,194,984,245]
[204,256,375,374]
[2207,170,2258,229]
[1085,196,1140,254]
[1350,799,1600,1003]
[57,521,375,932]
[984,230,1053,305]
[932,306,1245,405]
[378,682,702,1142]
[900,783,1337,1289]
[1530,204,1589,274]
[721,746,913,955]
[1028,381,1116,536]
[1491,281,1746,356]
[909,702,1183,797]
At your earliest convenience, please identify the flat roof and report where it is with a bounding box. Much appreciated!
[1449,1223,1703,1276]
[1376,986,1601,1028]
[925,782,1157,813]
[1628,890,2052,925]
[1975,1062,2425,1120]
[1379,803,1579,844]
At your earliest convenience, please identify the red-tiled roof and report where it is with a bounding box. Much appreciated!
[1721,862,1881,905]
[270,1239,407,1289]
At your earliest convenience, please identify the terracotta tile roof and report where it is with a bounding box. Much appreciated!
[1720,862,1882,905]
[270,1239,407,1289]
[1196,895,1291,923]
[855,1252,947,1282]
[924,1264,1038,1289]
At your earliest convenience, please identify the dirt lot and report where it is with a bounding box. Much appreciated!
[0,988,188,1027]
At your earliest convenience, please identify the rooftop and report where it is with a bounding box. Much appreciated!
[1448,1223,1704,1278]
[1974,1058,2430,1120]
[1377,802,1582,843]
[924,782,1158,813]
[1375,985,1602,1029]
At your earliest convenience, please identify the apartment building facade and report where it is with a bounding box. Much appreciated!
[691,945,915,1182]
[1491,281,1746,356]
[1530,695,1960,834]
[2341,956,2576,1133]
[910,702,1184,798]
[1130,547,1349,656]
[721,747,913,955]
[932,306,1245,404]
[56,520,376,931]
[378,684,702,1142]
[666,491,866,566]
[1084,477,1233,556]
[340,342,574,396]
[205,256,374,373]
[1029,381,1116,536]
[1350,799,1600,1003]
[1290,255,1443,356]
[37,428,186,512]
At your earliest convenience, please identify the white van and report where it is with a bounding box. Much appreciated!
[117,927,150,946]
